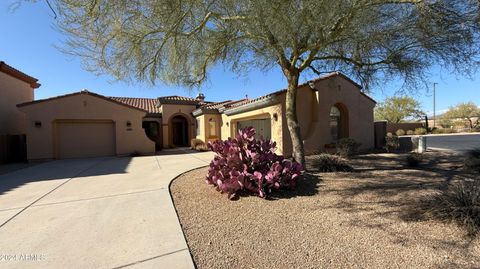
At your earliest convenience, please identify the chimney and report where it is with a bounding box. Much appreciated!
[196,93,205,101]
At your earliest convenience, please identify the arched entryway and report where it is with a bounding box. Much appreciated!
[330,103,349,142]
[170,115,189,147]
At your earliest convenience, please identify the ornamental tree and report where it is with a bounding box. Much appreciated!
[375,96,424,123]
[31,0,480,167]
[443,102,480,129]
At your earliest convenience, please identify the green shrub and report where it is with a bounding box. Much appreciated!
[432,128,455,134]
[385,135,399,152]
[406,130,414,135]
[426,180,480,235]
[336,138,361,157]
[311,154,354,172]
[396,129,406,136]
[406,152,423,167]
[465,149,480,172]
[414,127,427,135]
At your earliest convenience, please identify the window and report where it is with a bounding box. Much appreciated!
[196,118,201,136]
[208,118,217,137]
[330,106,341,142]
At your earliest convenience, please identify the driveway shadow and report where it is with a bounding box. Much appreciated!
[0,157,133,196]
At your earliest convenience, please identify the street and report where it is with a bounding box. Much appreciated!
[426,134,480,152]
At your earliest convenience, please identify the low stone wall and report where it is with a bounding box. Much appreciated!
[387,122,424,133]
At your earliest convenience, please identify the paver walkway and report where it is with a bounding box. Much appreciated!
[0,150,212,268]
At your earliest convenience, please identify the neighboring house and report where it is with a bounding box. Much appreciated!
[0,61,40,163]
[0,61,40,135]
[17,72,375,160]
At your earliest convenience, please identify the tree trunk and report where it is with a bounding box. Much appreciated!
[468,118,473,129]
[284,71,306,168]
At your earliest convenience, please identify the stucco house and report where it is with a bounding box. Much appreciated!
[17,72,375,160]
[0,61,40,163]
[0,62,40,135]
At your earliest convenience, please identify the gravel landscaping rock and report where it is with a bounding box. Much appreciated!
[171,152,480,269]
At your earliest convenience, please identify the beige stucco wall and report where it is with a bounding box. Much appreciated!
[221,104,284,154]
[195,115,206,141]
[204,114,222,143]
[299,76,376,155]
[18,93,155,160]
[160,104,197,147]
[194,113,222,143]
[0,72,34,135]
[217,76,375,157]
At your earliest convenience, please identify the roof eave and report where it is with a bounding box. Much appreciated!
[192,108,220,117]
[17,91,148,113]
[224,95,279,116]
[0,62,41,89]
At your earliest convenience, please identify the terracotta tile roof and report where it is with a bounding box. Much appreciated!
[200,100,234,109]
[192,99,249,116]
[109,97,161,114]
[158,95,197,102]
[226,88,287,110]
[0,61,40,88]
[17,90,147,112]
[157,95,211,105]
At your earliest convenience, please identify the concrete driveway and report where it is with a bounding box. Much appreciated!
[0,150,213,269]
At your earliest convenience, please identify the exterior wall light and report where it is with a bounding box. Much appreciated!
[34,121,42,128]
[126,121,132,127]
[272,113,278,121]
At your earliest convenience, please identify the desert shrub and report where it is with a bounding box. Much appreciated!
[385,135,399,152]
[426,180,480,235]
[191,138,204,150]
[406,130,414,135]
[414,127,427,135]
[464,149,480,172]
[207,127,302,199]
[336,138,361,157]
[406,152,423,167]
[396,129,406,136]
[432,128,455,134]
[311,154,353,172]
[431,128,441,134]
[195,143,209,151]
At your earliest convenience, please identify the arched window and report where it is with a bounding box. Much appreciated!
[330,104,349,142]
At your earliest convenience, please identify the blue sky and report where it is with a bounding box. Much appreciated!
[2,1,479,115]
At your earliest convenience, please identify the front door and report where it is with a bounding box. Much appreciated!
[171,116,188,146]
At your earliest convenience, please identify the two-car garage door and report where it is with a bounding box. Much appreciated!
[236,118,271,140]
[56,121,115,159]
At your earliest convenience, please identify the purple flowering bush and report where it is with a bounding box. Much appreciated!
[206,127,303,199]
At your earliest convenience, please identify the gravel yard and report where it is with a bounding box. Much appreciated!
[171,152,480,269]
